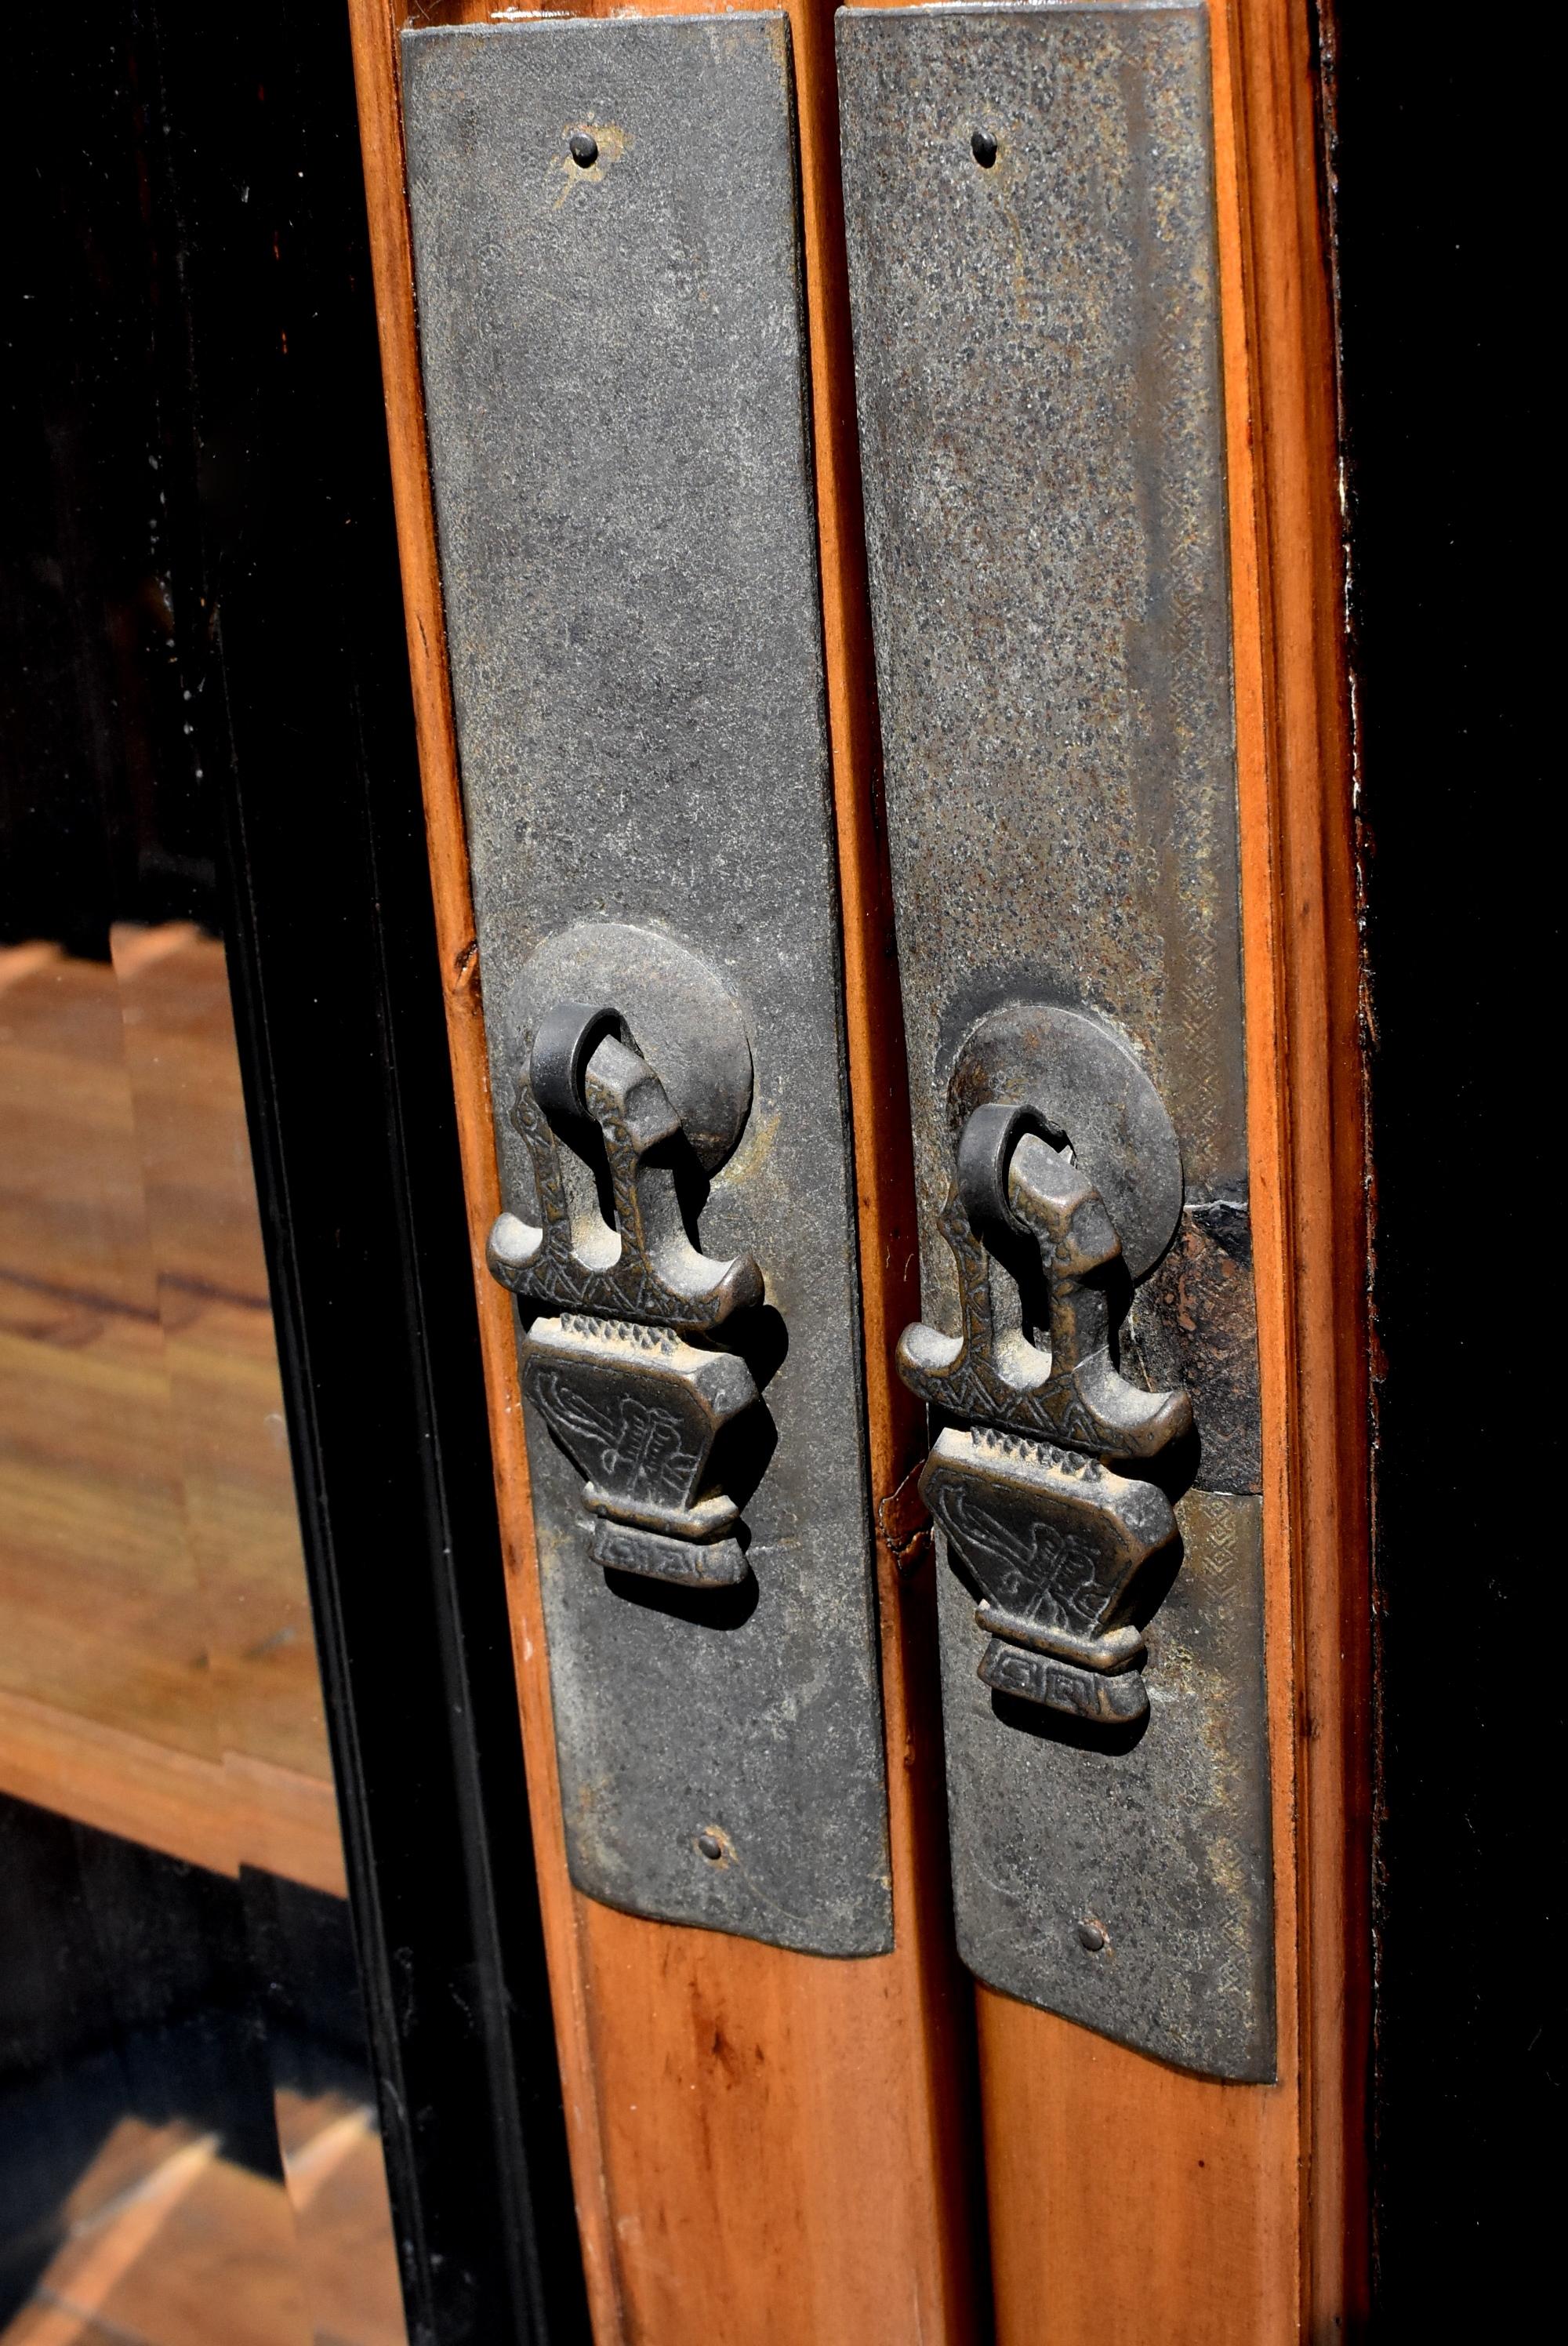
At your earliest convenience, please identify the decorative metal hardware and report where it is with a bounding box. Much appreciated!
[901,1092,1190,1726]
[489,1003,764,1589]
[924,1431,1169,1721]
[405,16,891,1956]
[901,1102,1192,1460]
[840,1,1276,2073]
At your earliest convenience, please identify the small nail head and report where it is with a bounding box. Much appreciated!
[971,128,999,169]
[1076,1920,1107,1952]
[696,1829,724,1862]
[569,131,599,169]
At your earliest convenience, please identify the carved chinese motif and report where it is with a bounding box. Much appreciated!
[899,1097,1189,1723]
[488,1002,764,1589]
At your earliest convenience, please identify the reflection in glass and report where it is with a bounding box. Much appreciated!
[1,928,335,1854]
[2,11,413,2332]
[0,928,407,2344]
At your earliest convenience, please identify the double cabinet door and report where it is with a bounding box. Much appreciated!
[350,3,1367,2340]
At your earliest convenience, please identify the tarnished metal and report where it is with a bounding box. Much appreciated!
[838,0,1261,1490]
[840,0,1274,2070]
[493,1004,764,1589]
[906,1084,1187,1454]
[939,1490,1274,2079]
[1127,1200,1261,1493]
[901,1094,1190,1725]
[505,924,755,1178]
[528,1320,757,1580]
[927,1428,1174,1723]
[405,16,891,1955]
[900,1112,1190,1462]
[488,1006,764,1331]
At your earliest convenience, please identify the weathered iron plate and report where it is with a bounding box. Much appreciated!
[404,16,891,1955]
[839,2,1274,2066]
[938,1492,1272,2078]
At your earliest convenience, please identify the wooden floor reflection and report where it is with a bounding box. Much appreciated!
[0,929,406,2342]
[0,930,340,1893]
[2,2098,406,2346]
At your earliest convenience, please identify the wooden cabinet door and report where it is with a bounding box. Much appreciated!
[347,5,1369,2340]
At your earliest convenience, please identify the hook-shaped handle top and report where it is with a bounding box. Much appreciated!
[487,997,762,1331]
[528,1000,632,1128]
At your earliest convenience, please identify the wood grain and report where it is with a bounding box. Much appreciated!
[351,0,1369,2333]
[1218,0,1372,2322]
[0,1690,345,1897]
[346,3,978,2341]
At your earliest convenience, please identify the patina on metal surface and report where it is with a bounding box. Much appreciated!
[505,923,756,1180]
[944,1004,1260,1484]
[838,0,1261,1490]
[947,1005,1183,1284]
[489,1004,764,1332]
[840,1,1274,2069]
[939,1488,1272,2079]
[404,16,891,1955]
[927,1427,1175,1723]
[494,1003,764,1589]
[899,1093,1191,1462]
[902,1095,1189,1725]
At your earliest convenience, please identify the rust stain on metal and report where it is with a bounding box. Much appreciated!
[876,1456,932,1576]
[554,117,629,204]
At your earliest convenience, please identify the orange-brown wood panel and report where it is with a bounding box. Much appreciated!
[1221,0,1372,2315]
[843,0,1370,2339]
[345,5,978,2342]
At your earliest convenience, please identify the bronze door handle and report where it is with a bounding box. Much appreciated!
[488,1000,764,1589]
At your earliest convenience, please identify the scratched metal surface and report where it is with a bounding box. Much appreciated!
[939,1491,1274,2078]
[404,16,891,1954]
[839,2,1273,2065]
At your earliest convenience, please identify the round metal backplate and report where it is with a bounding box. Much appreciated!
[947,1003,1183,1280]
[506,921,753,1173]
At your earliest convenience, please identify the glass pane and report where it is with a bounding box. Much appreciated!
[0,9,410,2340]
[0,922,408,2346]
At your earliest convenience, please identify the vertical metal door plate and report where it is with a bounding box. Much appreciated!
[404,16,892,1956]
[839,2,1274,2069]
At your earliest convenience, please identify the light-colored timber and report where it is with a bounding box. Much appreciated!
[0,2098,405,2346]
[0,1690,345,1898]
